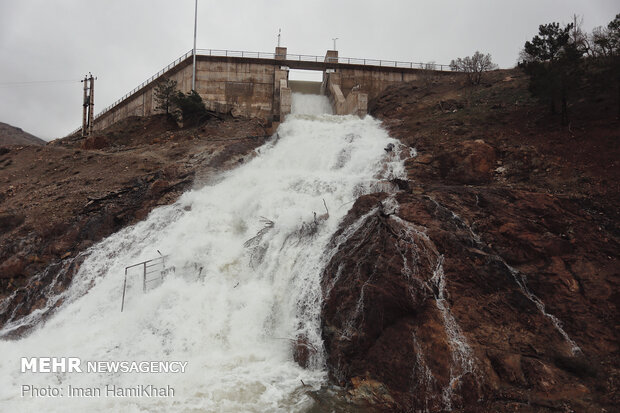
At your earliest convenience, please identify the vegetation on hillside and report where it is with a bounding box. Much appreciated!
[170,90,210,127]
[153,77,177,116]
[449,51,498,85]
[153,78,211,127]
[519,14,620,124]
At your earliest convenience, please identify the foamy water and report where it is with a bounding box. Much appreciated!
[0,94,409,412]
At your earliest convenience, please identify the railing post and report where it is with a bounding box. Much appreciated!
[161,256,166,282]
[121,269,128,312]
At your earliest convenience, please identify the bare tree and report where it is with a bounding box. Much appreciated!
[450,51,498,84]
[589,14,620,58]
[570,14,592,56]
[421,62,438,87]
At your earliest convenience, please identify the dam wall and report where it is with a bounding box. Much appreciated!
[89,48,450,131]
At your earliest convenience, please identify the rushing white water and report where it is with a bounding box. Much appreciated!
[0,94,408,412]
[291,93,333,116]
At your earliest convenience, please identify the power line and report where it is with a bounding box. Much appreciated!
[0,79,81,87]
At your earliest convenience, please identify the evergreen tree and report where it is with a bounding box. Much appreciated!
[520,23,584,125]
[170,90,209,127]
[153,77,178,116]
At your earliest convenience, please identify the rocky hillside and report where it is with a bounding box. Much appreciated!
[0,122,45,146]
[0,68,617,412]
[320,69,619,411]
[0,115,269,333]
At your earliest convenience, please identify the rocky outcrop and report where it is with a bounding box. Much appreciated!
[321,188,618,412]
[331,69,620,412]
[436,139,496,184]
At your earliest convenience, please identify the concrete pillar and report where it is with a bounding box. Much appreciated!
[275,47,287,60]
[344,90,368,117]
[326,72,345,114]
[324,71,367,116]
[273,66,289,121]
[325,50,338,63]
[280,78,291,120]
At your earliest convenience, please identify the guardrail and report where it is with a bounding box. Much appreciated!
[98,50,193,118]
[68,48,452,136]
[120,255,175,312]
[195,48,452,70]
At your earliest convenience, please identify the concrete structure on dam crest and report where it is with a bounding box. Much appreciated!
[90,47,451,132]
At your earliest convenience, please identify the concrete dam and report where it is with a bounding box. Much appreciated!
[91,47,451,131]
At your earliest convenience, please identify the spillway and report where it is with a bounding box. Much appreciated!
[0,94,409,412]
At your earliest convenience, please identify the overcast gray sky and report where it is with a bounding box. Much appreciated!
[0,0,617,140]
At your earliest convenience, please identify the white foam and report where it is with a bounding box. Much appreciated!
[0,94,408,412]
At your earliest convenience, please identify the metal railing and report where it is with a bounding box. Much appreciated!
[120,255,175,312]
[97,50,194,118]
[195,48,452,70]
[68,48,452,136]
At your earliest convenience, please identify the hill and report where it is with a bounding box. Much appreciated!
[0,122,46,146]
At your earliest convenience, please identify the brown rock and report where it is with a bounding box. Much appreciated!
[321,187,616,412]
[292,335,317,368]
[414,153,433,164]
[348,376,396,409]
[488,351,527,385]
[149,179,170,196]
[0,256,25,278]
[80,135,109,150]
[437,139,496,184]
[0,213,25,233]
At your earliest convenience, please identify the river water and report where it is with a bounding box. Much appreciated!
[0,94,408,412]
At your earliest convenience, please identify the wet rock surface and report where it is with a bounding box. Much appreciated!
[322,69,619,411]
[322,188,618,412]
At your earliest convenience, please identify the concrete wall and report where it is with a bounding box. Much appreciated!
[90,48,441,131]
[95,59,194,130]
[94,56,282,131]
[338,68,418,101]
[345,90,368,117]
[196,59,276,120]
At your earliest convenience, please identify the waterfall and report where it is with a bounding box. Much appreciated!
[0,94,407,412]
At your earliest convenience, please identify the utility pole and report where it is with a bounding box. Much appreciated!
[192,0,198,91]
[81,75,88,137]
[81,73,96,137]
[88,74,95,136]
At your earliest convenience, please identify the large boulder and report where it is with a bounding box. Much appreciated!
[437,139,496,184]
